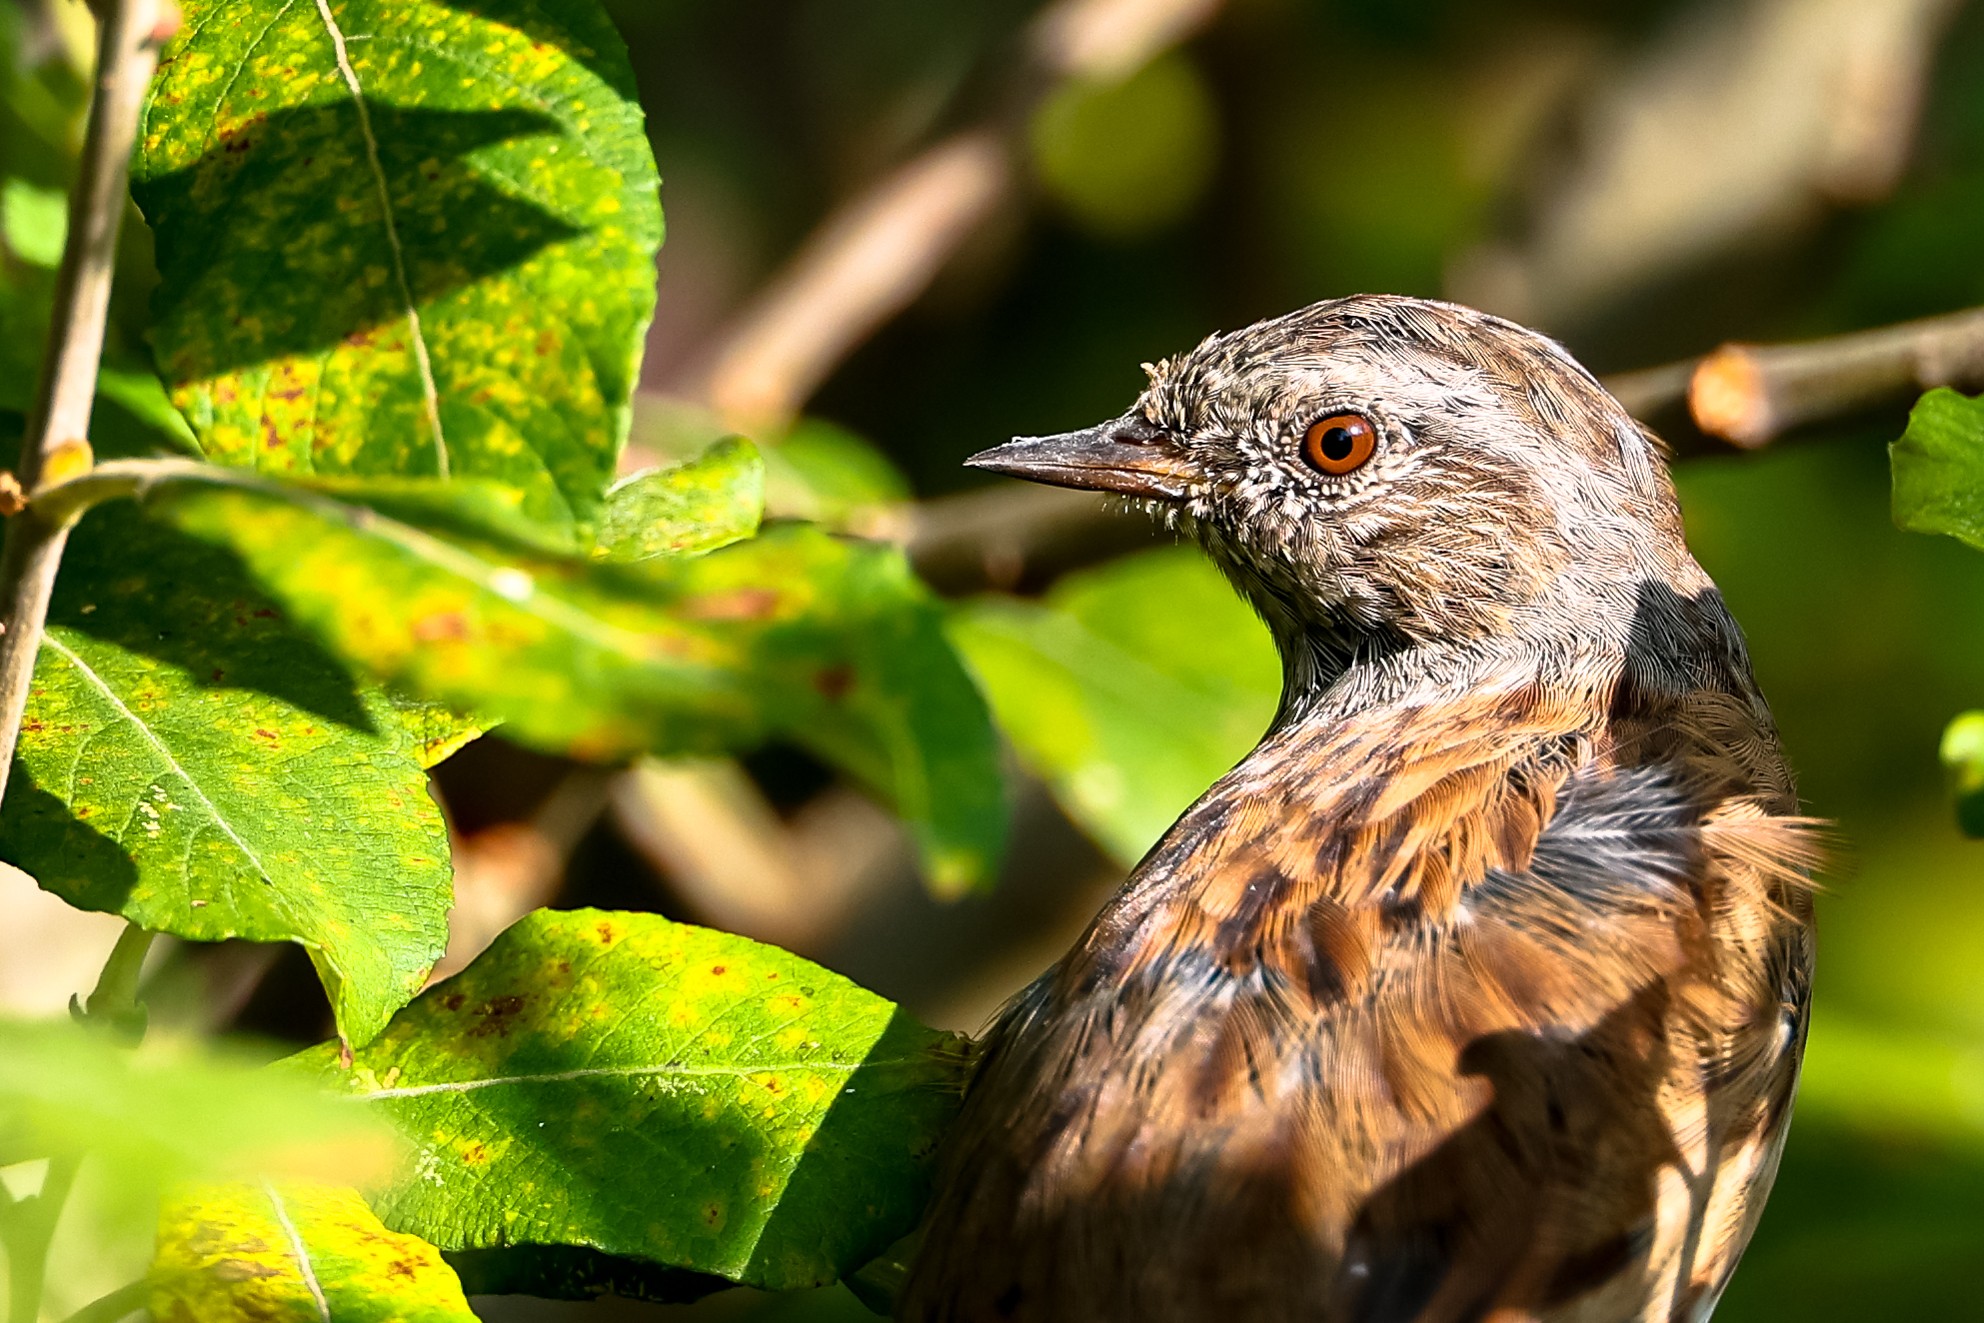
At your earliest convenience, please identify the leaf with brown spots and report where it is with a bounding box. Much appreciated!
[0,505,454,1047]
[132,0,661,529]
[152,1183,476,1323]
[127,464,1007,893]
[294,908,973,1292]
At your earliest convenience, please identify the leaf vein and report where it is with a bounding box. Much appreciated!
[355,1057,923,1101]
[42,635,274,883]
[307,0,449,478]
[261,1180,332,1323]
[203,0,300,154]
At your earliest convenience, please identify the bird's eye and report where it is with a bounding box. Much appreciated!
[1301,412,1376,476]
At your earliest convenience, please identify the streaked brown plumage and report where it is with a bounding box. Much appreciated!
[900,296,1819,1323]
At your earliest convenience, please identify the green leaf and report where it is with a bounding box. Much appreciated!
[1028,51,1218,236]
[92,365,202,460]
[124,465,1006,892]
[626,400,909,532]
[0,507,454,1046]
[1889,391,1984,838]
[0,220,60,387]
[951,545,1277,864]
[1890,387,1984,547]
[445,1245,727,1305]
[1939,711,1984,837]
[2,176,66,266]
[152,1183,477,1323]
[295,908,971,1291]
[0,1017,389,1183]
[133,0,664,526]
[598,436,764,560]
[0,236,197,463]
[761,418,910,531]
[379,689,489,770]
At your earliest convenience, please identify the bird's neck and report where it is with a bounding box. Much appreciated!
[1255,561,1742,737]
[1263,620,1580,738]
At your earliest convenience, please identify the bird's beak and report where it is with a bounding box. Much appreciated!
[965,418,1191,501]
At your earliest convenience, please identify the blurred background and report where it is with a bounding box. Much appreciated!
[7,0,1984,1316]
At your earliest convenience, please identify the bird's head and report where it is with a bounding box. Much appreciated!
[970,296,1699,670]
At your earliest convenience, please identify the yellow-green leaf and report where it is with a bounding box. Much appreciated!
[151,1183,476,1323]
[132,0,663,526]
[0,508,454,1046]
[295,909,971,1291]
[598,436,764,560]
[951,545,1277,864]
[120,464,1006,893]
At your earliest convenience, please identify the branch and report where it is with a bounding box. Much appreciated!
[904,306,1984,594]
[701,131,1012,436]
[609,759,905,952]
[1682,305,1984,447]
[906,482,1163,594]
[429,766,612,983]
[0,0,175,802]
[692,0,1226,437]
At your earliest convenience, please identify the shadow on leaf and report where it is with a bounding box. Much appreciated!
[135,99,582,380]
[54,504,376,734]
[329,915,969,1300]
[0,763,141,914]
[444,1245,728,1306]
[427,0,642,99]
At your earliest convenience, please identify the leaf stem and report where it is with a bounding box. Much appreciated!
[0,0,174,804]
[1,923,156,1323]
[86,922,158,1027]
[2,1153,83,1323]
[54,1278,150,1323]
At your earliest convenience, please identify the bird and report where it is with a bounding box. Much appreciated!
[898,295,1819,1323]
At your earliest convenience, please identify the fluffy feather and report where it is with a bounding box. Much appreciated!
[902,296,1818,1323]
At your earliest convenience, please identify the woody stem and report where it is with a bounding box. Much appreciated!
[0,0,171,802]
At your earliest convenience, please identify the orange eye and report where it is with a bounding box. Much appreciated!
[1302,412,1376,476]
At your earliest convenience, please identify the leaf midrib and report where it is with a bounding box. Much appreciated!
[43,633,276,886]
[262,1180,334,1323]
[353,1056,930,1101]
[307,0,450,478]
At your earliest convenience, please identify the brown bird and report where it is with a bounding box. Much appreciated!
[900,296,1818,1323]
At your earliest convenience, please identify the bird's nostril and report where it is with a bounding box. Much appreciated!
[1112,417,1168,446]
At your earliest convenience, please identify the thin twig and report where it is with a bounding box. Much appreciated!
[1683,306,1984,447]
[692,0,1226,437]
[2,1152,83,1323]
[0,0,173,802]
